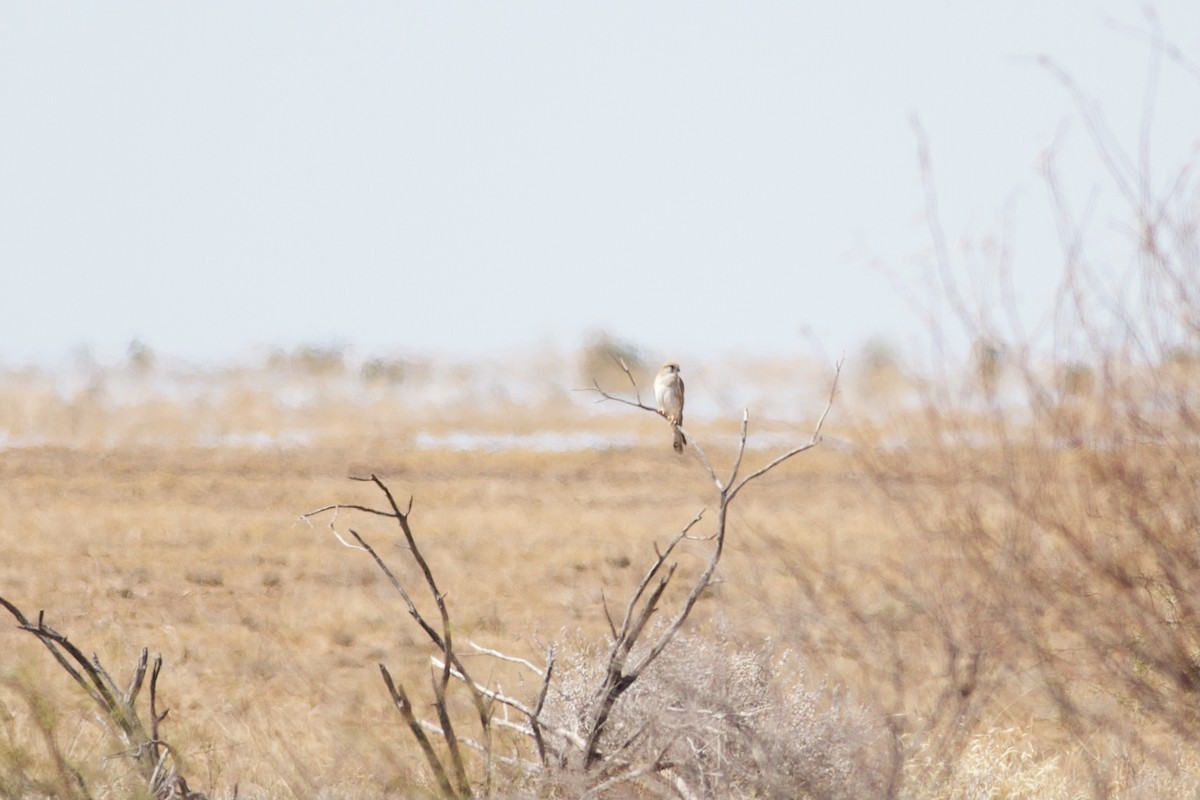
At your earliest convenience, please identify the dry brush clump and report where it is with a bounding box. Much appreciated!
[302,361,864,798]
[539,631,889,800]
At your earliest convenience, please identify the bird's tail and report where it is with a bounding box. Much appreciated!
[673,426,686,454]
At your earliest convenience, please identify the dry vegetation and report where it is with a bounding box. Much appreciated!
[2,327,1199,799]
[0,397,864,798]
[4,22,1199,800]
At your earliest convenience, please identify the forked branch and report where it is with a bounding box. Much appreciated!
[0,596,193,800]
[577,358,842,770]
[727,356,842,501]
[304,477,500,797]
[307,359,841,795]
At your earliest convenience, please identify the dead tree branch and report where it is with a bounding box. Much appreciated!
[727,357,842,502]
[307,358,841,795]
[578,358,842,769]
[380,664,457,797]
[304,476,502,797]
[0,596,196,800]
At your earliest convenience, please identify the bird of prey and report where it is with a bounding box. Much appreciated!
[654,361,686,454]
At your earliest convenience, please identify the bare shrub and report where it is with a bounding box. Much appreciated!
[577,332,648,395]
[852,17,1200,796]
[304,360,845,798]
[360,357,411,385]
[127,338,156,374]
[268,344,347,376]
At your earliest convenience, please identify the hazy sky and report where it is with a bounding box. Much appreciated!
[2,2,1197,366]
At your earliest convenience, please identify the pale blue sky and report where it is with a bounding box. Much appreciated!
[1,2,1197,366]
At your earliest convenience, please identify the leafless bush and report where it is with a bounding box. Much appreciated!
[304,360,847,798]
[852,16,1200,796]
[360,356,412,385]
[267,344,347,376]
[577,332,649,395]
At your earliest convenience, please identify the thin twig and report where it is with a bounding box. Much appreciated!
[531,646,556,765]
[723,410,750,490]
[592,381,659,414]
[601,590,619,641]
[416,720,543,774]
[431,657,588,751]
[350,529,444,648]
[728,357,842,502]
[467,641,544,677]
[589,359,668,420]
[687,433,722,490]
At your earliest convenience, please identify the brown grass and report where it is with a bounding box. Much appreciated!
[5,345,1200,800]
[0,418,864,795]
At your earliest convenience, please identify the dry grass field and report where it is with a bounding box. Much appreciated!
[0,356,900,798]
[0,441,749,795]
[3,344,1200,800]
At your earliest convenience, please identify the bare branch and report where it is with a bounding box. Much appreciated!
[380,664,456,797]
[591,381,659,415]
[601,590,619,641]
[0,599,107,710]
[430,667,471,796]
[148,655,166,767]
[723,410,750,490]
[621,566,677,662]
[611,512,703,657]
[531,646,556,765]
[610,355,647,405]
[299,505,368,551]
[588,359,669,421]
[350,529,444,649]
[685,432,722,490]
[467,641,545,677]
[90,652,124,705]
[344,476,493,730]
[0,596,189,799]
[431,656,588,751]
[626,503,729,681]
[418,720,544,774]
[301,501,396,520]
[124,648,149,706]
[728,357,842,502]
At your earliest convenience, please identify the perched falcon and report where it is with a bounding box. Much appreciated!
[654,361,686,454]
